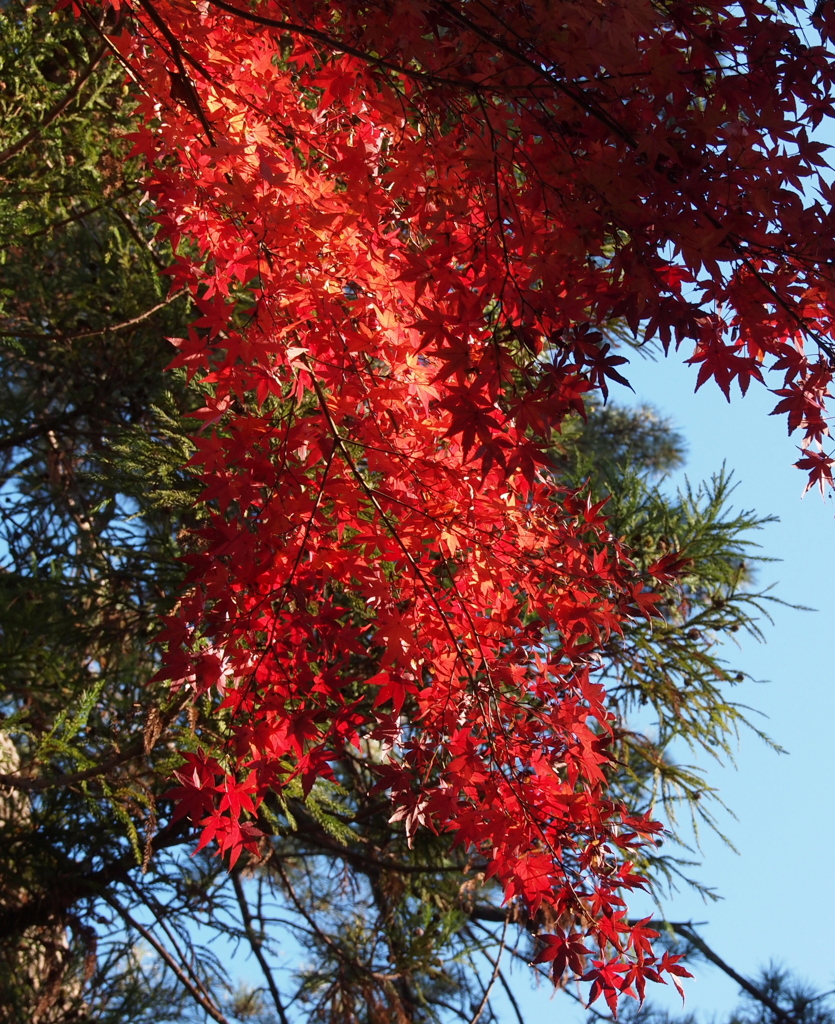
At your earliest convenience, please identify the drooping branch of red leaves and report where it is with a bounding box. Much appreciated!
[74,0,835,1009]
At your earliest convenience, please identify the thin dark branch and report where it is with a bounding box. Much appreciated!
[0,288,189,343]
[112,205,171,272]
[0,189,139,252]
[0,742,145,792]
[0,410,85,454]
[304,354,477,688]
[0,694,189,792]
[135,0,216,144]
[480,946,526,1024]
[201,0,473,89]
[231,869,291,1024]
[123,875,222,1007]
[101,892,232,1024]
[665,922,794,1024]
[468,919,507,1024]
[77,2,153,97]
[433,0,637,148]
[76,286,188,335]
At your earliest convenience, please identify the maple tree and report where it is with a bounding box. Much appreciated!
[8,0,835,1015]
[70,0,835,1009]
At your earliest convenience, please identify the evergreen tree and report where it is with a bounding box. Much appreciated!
[0,3,198,1018]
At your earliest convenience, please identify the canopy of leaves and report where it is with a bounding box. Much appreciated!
[1,0,832,1020]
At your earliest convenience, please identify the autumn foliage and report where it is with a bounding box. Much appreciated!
[75,0,835,1009]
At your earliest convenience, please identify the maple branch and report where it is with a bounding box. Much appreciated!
[463,30,835,368]
[432,0,638,149]
[134,0,216,144]
[136,0,835,374]
[77,2,153,97]
[303,355,477,687]
[199,0,641,160]
[200,0,477,90]
[236,434,334,701]
[447,3,835,365]
[728,241,835,363]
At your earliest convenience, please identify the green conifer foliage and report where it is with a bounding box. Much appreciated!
[0,3,199,1018]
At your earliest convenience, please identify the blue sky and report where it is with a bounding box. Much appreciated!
[624,351,835,1017]
[500,348,835,1022]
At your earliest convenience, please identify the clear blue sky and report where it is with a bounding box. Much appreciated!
[502,349,835,1021]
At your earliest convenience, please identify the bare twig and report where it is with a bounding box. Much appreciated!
[231,869,291,1024]
[101,893,232,1024]
[468,919,507,1024]
[666,922,793,1024]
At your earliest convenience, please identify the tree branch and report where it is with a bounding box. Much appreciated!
[467,919,507,1024]
[201,0,471,89]
[230,869,291,1024]
[0,743,145,792]
[0,818,191,937]
[135,0,216,144]
[101,892,232,1024]
[0,693,189,792]
[666,922,794,1024]
[305,354,477,688]
[0,288,189,344]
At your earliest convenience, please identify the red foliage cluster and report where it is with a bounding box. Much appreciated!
[79,0,835,1007]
